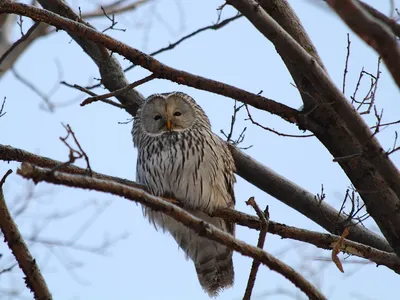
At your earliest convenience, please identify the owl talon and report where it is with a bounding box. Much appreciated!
[163,197,179,205]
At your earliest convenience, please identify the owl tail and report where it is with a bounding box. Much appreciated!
[171,211,234,297]
[144,208,235,297]
[193,235,234,297]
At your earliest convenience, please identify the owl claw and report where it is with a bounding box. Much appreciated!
[163,197,179,205]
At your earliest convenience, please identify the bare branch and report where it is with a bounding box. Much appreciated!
[0,22,40,66]
[342,33,351,95]
[80,74,155,106]
[17,163,327,300]
[81,0,150,19]
[0,144,144,189]
[0,170,52,299]
[11,67,55,112]
[123,13,242,73]
[0,263,17,275]
[327,0,400,89]
[60,81,128,110]
[244,104,314,138]
[0,143,397,272]
[0,1,310,129]
[99,6,126,33]
[0,143,391,252]
[0,96,6,118]
[386,131,400,156]
[226,0,400,258]
[58,124,92,176]
[14,163,400,274]
[359,1,400,38]
[243,197,269,300]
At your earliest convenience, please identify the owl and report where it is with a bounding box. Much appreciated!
[132,92,236,296]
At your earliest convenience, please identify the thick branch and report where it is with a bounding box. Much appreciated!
[0,0,396,253]
[0,144,143,189]
[17,163,327,300]
[0,142,391,253]
[359,1,400,38]
[1,144,398,271]
[0,1,306,127]
[37,0,144,116]
[229,146,391,252]
[227,0,400,257]
[0,170,52,300]
[258,0,326,109]
[0,20,48,79]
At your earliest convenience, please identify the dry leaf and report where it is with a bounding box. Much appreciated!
[331,227,350,273]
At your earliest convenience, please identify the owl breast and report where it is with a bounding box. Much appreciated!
[136,129,231,212]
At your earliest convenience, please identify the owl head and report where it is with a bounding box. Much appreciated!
[133,92,211,137]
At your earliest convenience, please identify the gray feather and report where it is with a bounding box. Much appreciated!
[132,92,236,296]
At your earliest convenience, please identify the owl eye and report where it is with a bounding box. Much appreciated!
[154,115,162,121]
[174,111,182,117]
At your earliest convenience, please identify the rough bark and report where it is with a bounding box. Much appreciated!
[227,0,400,256]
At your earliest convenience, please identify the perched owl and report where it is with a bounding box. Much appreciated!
[132,92,236,296]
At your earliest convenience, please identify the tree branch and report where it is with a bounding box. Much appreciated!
[0,0,397,254]
[1,144,398,272]
[81,0,149,19]
[17,163,327,300]
[257,0,327,110]
[227,0,400,257]
[0,170,52,300]
[358,1,400,38]
[229,146,392,252]
[0,141,391,253]
[0,1,309,128]
[37,0,144,116]
[327,0,400,89]
[0,22,40,66]
[16,163,400,274]
[243,198,269,300]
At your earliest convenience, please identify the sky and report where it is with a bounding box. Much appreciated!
[1,0,400,299]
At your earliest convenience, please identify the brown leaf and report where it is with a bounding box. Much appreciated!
[331,227,350,273]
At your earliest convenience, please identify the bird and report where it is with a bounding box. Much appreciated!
[132,91,236,297]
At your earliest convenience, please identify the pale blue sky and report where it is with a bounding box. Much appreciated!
[1,0,399,299]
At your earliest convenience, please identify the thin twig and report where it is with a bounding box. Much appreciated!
[0,169,52,299]
[59,124,92,176]
[0,22,40,65]
[123,14,242,73]
[11,67,55,112]
[100,6,126,33]
[220,101,252,149]
[80,74,155,106]
[386,131,400,156]
[371,119,400,130]
[0,263,18,275]
[351,67,364,104]
[245,104,314,138]
[0,97,6,118]
[342,33,351,95]
[358,57,381,115]
[60,81,128,110]
[81,0,149,19]
[243,197,269,300]
[328,0,400,89]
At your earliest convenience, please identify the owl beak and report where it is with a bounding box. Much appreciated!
[166,118,173,130]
